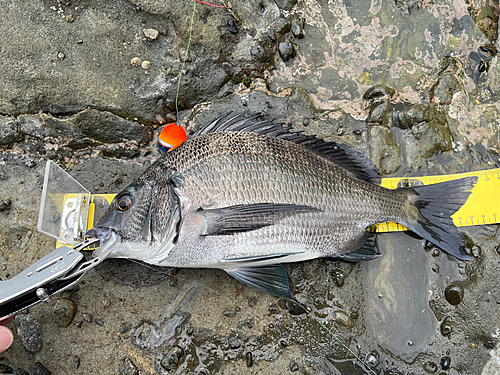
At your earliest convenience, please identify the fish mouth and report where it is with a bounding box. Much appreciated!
[86,227,122,258]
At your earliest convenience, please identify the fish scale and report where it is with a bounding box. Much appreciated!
[88,113,477,298]
[157,132,402,265]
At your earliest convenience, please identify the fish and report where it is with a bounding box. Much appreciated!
[87,112,478,299]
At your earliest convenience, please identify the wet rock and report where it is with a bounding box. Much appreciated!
[221,62,234,76]
[169,278,178,287]
[0,117,22,145]
[410,121,453,159]
[278,41,294,62]
[228,336,241,349]
[226,19,238,35]
[0,364,15,374]
[368,126,402,175]
[246,352,253,367]
[285,300,306,315]
[95,318,104,326]
[223,310,236,318]
[0,199,12,212]
[120,322,132,334]
[160,346,184,370]
[274,0,297,11]
[266,26,276,42]
[332,269,345,287]
[430,73,462,105]
[119,358,138,375]
[291,21,304,39]
[290,360,299,372]
[82,313,92,323]
[334,310,352,327]
[269,304,280,314]
[271,18,291,34]
[366,351,380,367]
[364,85,396,103]
[143,28,159,41]
[440,356,451,370]
[29,362,51,375]
[14,314,43,353]
[444,284,464,306]
[484,340,496,350]
[394,104,447,129]
[18,109,152,145]
[73,356,80,369]
[366,99,392,126]
[250,43,270,63]
[52,298,77,327]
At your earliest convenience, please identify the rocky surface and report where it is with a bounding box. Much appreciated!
[0,0,499,374]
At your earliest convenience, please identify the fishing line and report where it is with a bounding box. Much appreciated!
[175,0,197,122]
[175,0,230,123]
[283,298,377,375]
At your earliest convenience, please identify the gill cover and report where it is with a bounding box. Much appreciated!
[90,163,184,262]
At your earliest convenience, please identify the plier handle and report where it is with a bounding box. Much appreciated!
[0,238,102,319]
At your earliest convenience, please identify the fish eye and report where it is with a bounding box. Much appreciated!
[116,194,134,211]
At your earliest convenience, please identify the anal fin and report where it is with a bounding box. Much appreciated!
[226,264,293,299]
[336,232,381,261]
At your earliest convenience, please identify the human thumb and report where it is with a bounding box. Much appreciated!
[0,326,14,353]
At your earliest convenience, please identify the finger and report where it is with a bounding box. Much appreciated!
[0,326,14,353]
[0,316,13,326]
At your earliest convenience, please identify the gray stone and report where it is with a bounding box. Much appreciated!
[160,346,184,370]
[368,126,402,175]
[250,43,270,63]
[142,28,159,41]
[274,0,298,11]
[14,314,43,353]
[0,117,22,145]
[221,62,234,76]
[119,358,138,375]
[120,322,132,334]
[52,298,77,327]
[228,336,241,349]
[291,21,304,38]
[29,362,51,375]
[278,41,294,61]
[271,18,291,34]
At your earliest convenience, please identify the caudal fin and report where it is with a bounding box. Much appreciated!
[401,177,478,261]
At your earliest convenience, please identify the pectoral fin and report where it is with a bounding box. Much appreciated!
[198,203,320,236]
[226,264,293,299]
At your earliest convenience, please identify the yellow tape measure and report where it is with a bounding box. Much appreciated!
[376,168,500,232]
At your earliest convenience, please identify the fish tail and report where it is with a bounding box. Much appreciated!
[400,176,478,261]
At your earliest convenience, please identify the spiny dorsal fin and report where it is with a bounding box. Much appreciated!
[194,112,380,184]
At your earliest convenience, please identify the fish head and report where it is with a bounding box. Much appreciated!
[87,163,183,263]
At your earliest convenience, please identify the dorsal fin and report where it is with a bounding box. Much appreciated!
[194,112,380,184]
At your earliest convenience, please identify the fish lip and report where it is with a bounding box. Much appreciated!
[86,227,121,258]
[86,227,113,242]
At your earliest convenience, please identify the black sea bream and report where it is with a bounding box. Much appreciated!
[87,112,477,298]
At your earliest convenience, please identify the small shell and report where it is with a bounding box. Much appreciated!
[130,57,141,67]
[141,60,151,69]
